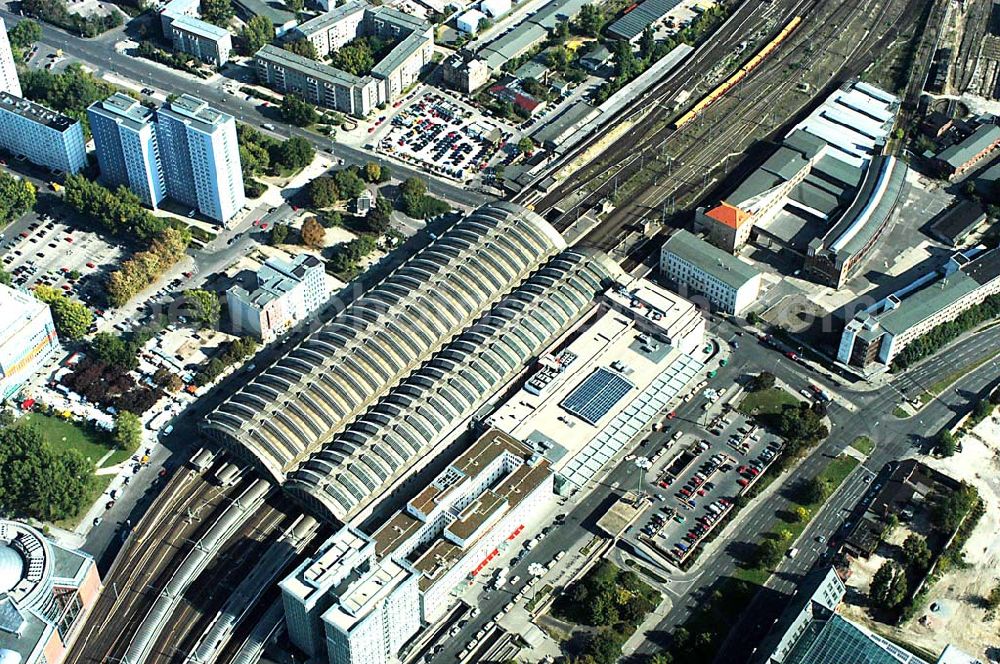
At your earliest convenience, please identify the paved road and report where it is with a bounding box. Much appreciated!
[0,8,490,210]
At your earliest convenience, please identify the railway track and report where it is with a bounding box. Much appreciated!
[554,0,916,256]
[65,469,251,664]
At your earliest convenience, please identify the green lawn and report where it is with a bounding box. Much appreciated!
[21,412,120,468]
[738,388,798,417]
[735,454,860,586]
[893,406,910,419]
[850,436,875,456]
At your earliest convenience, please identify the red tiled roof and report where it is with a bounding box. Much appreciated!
[705,203,751,229]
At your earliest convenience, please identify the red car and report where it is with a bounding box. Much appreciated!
[260,223,268,230]
[696,489,706,497]
[86,262,96,269]
[18,231,28,238]
[65,237,73,243]
[738,478,750,487]
[666,411,677,420]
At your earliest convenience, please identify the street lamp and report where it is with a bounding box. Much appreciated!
[634,456,652,496]
[527,562,546,604]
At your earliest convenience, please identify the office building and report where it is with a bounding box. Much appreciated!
[0,520,102,664]
[0,285,59,401]
[281,430,554,664]
[87,93,166,209]
[226,253,328,341]
[280,528,421,664]
[838,247,1000,372]
[756,567,978,664]
[155,94,245,224]
[660,229,762,315]
[170,15,233,65]
[0,18,21,98]
[0,95,86,174]
[255,4,433,117]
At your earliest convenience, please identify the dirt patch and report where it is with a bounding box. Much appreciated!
[841,412,1000,658]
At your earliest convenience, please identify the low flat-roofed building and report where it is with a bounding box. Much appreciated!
[929,199,989,246]
[838,247,1000,371]
[606,0,681,41]
[660,229,762,315]
[934,122,1000,179]
[0,94,86,174]
[484,276,706,493]
[0,285,59,401]
[226,253,328,341]
[169,14,233,65]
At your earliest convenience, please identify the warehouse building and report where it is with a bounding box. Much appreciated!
[477,0,590,71]
[660,229,762,315]
[257,4,433,117]
[607,0,681,42]
[202,202,569,484]
[933,122,1000,179]
[928,199,990,247]
[696,80,903,288]
[838,247,1000,372]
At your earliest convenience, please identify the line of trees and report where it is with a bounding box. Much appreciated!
[19,64,121,136]
[107,227,190,307]
[21,0,122,37]
[193,337,258,386]
[892,292,1000,369]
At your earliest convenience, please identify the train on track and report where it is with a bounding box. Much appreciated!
[674,15,803,128]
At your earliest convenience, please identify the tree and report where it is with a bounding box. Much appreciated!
[330,38,375,76]
[793,506,810,522]
[0,171,37,225]
[547,45,571,72]
[364,161,382,183]
[928,485,977,533]
[283,37,318,59]
[240,140,270,178]
[901,534,932,570]
[8,19,43,50]
[270,223,290,245]
[746,311,760,325]
[367,196,394,235]
[985,585,1000,610]
[0,268,10,286]
[278,136,315,170]
[200,0,233,26]
[111,411,143,452]
[799,476,830,505]
[754,538,784,569]
[90,332,136,370]
[333,168,366,199]
[301,217,326,248]
[287,0,304,11]
[639,26,655,56]
[33,285,93,340]
[181,289,221,328]
[869,561,908,609]
[239,15,274,55]
[400,177,427,199]
[937,429,957,457]
[518,137,536,154]
[281,94,319,127]
[749,371,775,392]
[553,19,570,42]
[309,177,340,207]
[577,3,604,36]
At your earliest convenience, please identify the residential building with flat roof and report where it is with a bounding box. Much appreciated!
[0,95,86,174]
[257,3,432,117]
[441,52,490,94]
[155,94,245,223]
[170,14,233,65]
[0,520,102,664]
[838,247,1000,372]
[0,285,59,401]
[0,18,21,98]
[934,122,1000,179]
[660,229,762,315]
[88,93,166,209]
[226,253,328,341]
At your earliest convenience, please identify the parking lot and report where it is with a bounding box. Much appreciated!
[2,214,124,313]
[632,399,787,564]
[373,90,518,183]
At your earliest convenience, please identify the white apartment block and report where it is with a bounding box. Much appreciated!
[279,430,554,664]
[226,253,328,341]
[0,94,86,174]
[280,528,421,664]
[170,15,233,65]
[660,229,762,316]
[0,285,59,401]
[155,94,245,224]
[0,18,22,97]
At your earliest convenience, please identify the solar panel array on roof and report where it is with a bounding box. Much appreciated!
[561,368,635,425]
